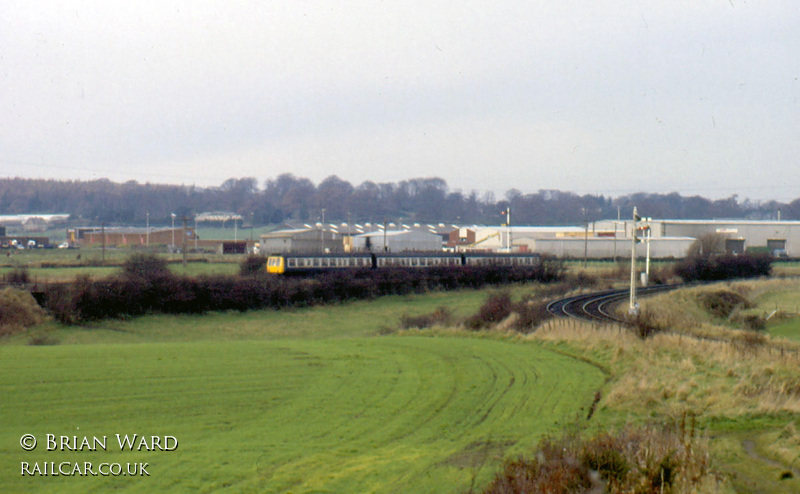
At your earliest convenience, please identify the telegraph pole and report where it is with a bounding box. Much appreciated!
[582,207,588,268]
[182,216,188,268]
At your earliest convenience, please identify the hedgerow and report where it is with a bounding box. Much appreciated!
[42,254,565,324]
[674,252,772,282]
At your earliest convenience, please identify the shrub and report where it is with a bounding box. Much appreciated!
[6,265,30,285]
[120,252,172,281]
[627,308,666,339]
[483,420,716,494]
[0,287,48,335]
[675,252,772,282]
[400,306,453,329]
[510,299,552,333]
[239,254,267,276]
[700,289,751,319]
[465,291,513,330]
[740,314,766,331]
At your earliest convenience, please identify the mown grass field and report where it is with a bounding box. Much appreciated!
[0,336,604,493]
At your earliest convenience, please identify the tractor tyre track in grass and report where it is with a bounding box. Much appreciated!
[1,335,604,494]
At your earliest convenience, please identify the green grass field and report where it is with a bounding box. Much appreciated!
[0,336,603,493]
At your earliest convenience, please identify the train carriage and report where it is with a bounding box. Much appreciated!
[266,252,540,275]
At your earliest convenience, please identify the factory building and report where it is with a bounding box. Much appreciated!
[353,230,443,253]
[595,219,800,257]
[78,227,196,247]
[261,223,451,254]
[259,227,342,253]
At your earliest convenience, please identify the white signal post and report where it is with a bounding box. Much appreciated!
[501,207,511,251]
[645,224,651,286]
[629,207,639,315]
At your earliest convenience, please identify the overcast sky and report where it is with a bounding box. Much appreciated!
[2,1,799,201]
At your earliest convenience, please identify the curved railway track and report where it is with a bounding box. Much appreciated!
[547,284,681,323]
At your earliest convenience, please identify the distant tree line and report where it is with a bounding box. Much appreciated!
[0,175,795,226]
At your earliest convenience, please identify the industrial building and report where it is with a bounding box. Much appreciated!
[258,217,800,259]
[261,222,453,254]
[449,226,586,252]
[259,227,342,254]
[353,230,443,253]
[594,219,800,257]
[77,227,196,248]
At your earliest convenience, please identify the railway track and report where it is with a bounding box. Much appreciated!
[546,284,681,323]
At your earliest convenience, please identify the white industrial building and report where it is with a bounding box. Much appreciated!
[260,227,342,253]
[594,219,800,257]
[452,226,586,252]
[528,237,695,259]
[261,223,447,254]
[353,230,443,253]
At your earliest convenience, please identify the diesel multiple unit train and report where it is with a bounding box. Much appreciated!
[266,252,540,274]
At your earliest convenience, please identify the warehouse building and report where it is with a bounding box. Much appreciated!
[529,236,695,259]
[261,222,451,254]
[594,219,800,257]
[260,226,342,253]
[79,227,196,248]
[353,230,443,253]
[452,226,587,252]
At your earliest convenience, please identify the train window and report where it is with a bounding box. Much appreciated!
[312,258,320,267]
[321,258,329,267]
[411,258,418,266]
[288,258,296,267]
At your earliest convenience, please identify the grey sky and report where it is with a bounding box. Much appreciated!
[2,1,799,201]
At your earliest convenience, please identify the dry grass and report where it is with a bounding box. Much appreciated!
[484,416,723,494]
[530,319,800,418]
[630,279,800,346]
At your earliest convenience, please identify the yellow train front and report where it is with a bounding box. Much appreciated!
[267,252,540,274]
